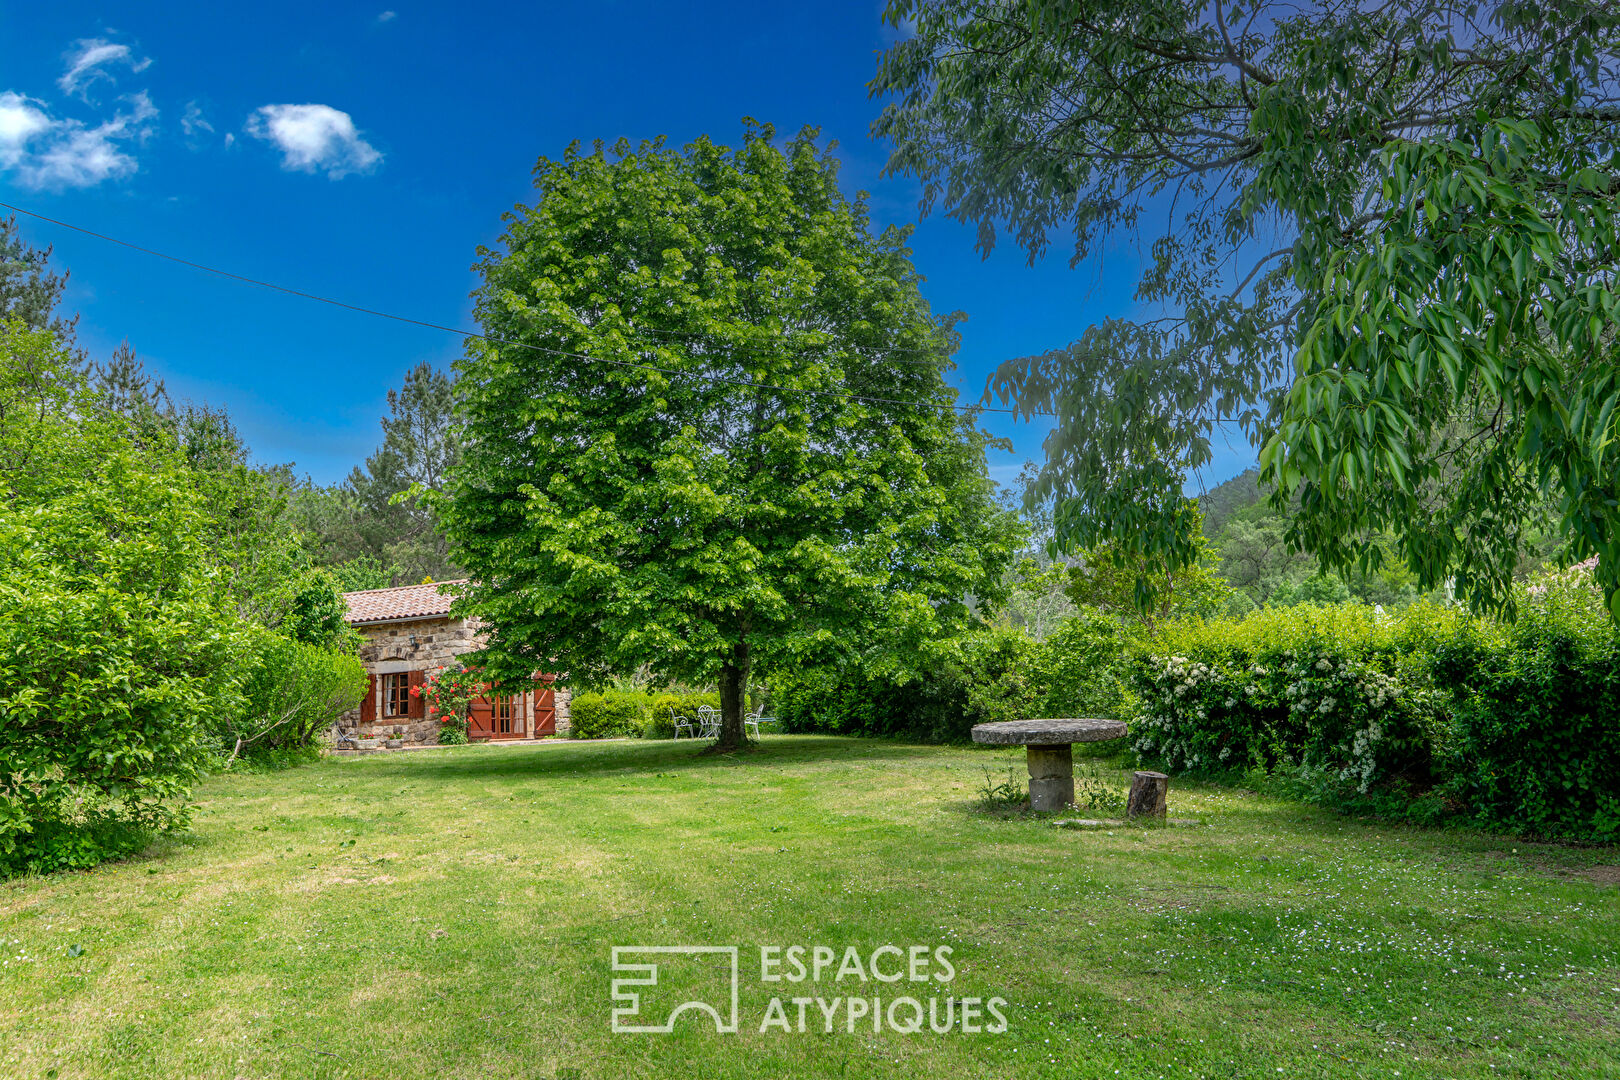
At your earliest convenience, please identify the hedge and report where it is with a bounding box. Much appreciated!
[567,689,733,739]
[1131,574,1620,842]
[774,613,1138,743]
[1130,602,1458,792]
[1432,577,1620,842]
[568,692,646,739]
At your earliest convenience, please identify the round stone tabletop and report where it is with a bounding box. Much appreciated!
[971,718,1128,746]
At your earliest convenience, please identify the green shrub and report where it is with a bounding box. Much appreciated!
[0,816,151,877]
[437,725,468,746]
[1042,610,1142,721]
[0,340,246,873]
[1131,603,1455,794]
[569,691,652,739]
[227,630,368,763]
[1128,576,1620,841]
[573,688,762,740]
[1434,577,1620,842]
[775,615,1137,743]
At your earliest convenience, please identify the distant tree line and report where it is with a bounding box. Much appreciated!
[289,361,462,589]
[2,214,460,593]
[992,462,1568,641]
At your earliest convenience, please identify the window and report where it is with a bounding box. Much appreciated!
[382,673,410,718]
[495,696,515,735]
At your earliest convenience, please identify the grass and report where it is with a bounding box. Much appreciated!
[1,735,1617,1080]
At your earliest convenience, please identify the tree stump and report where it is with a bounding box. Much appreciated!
[1127,771,1169,819]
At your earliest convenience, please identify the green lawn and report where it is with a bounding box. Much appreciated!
[1,736,1617,1080]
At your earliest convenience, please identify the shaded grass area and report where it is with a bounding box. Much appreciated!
[0,735,1616,1079]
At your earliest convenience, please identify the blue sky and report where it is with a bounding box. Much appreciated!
[0,1,1257,490]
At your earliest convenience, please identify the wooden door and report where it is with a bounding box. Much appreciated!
[531,673,557,736]
[467,697,494,741]
[491,695,519,739]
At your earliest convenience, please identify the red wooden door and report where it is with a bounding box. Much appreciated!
[531,686,557,736]
[470,695,522,739]
[467,697,494,741]
[492,695,519,739]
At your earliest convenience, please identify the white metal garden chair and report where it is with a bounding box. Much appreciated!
[745,702,777,739]
[695,705,721,739]
[669,706,696,740]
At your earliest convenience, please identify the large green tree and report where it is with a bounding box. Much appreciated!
[439,124,1019,750]
[872,0,1620,617]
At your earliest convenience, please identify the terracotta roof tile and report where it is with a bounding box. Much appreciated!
[342,580,468,625]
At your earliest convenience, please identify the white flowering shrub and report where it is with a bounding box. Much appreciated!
[1131,603,1454,793]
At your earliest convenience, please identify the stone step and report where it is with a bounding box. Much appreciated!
[1051,818,1204,829]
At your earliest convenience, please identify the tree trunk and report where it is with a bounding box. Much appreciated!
[1127,771,1170,819]
[714,642,750,751]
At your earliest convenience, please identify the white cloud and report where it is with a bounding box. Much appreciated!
[181,100,213,137]
[245,103,381,178]
[0,90,157,189]
[0,92,54,170]
[59,38,151,100]
[377,10,398,22]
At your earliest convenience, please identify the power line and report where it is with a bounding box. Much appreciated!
[1,201,1032,418]
[2,201,1246,428]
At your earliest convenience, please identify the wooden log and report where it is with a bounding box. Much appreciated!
[1127,771,1169,819]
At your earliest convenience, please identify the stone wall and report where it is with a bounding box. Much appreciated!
[334,615,570,744]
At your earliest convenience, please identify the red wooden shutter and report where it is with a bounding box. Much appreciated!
[407,670,425,718]
[360,675,376,725]
[532,672,557,735]
[468,697,494,740]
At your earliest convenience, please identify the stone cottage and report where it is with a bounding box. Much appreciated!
[336,580,570,746]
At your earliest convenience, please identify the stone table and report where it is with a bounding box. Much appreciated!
[971,718,1129,812]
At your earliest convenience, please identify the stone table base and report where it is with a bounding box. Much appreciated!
[971,718,1130,814]
[1026,744,1075,812]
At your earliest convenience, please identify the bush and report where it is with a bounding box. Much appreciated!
[1434,577,1620,842]
[569,691,651,739]
[0,817,151,876]
[0,344,246,873]
[1131,603,1455,794]
[227,631,368,764]
[569,688,763,740]
[1130,584,1620,842]
[1043,611,1143,722]
[775,614,1138,743]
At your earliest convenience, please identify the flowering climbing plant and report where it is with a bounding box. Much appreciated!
[411,663,489,743]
